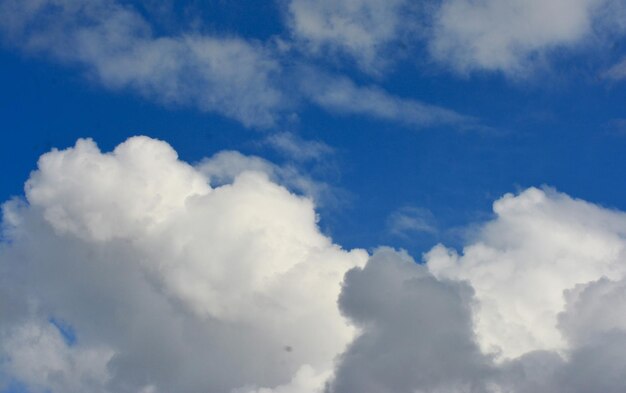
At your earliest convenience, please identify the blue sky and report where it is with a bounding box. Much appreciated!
[3,1,626,393]
[2,0,626,257]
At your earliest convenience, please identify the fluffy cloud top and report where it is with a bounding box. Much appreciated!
[0,0,479,130]
[328,188,626,393]
[299,69,475,129]
[426,187,626,359]
[0,136,367,393]
[3,139,626,393]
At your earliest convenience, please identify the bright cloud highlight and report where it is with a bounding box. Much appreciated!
[2,138,626,393]
[0,136,367,393]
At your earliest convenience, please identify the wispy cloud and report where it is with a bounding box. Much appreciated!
[0,136,368,393]
[262,132,334,163]
[300,69,478,129]
[0,0,285,127]
[603,57,626,80]
[387,206,437,238]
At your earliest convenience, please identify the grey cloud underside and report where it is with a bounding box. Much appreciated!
[8,0,622,126]
[328,249,495,393]
[0,136,368,393]
[3,138,626,393]
[2,0,626,130]
[329,248,626,393]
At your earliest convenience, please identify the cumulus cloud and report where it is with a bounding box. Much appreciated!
[0,0,284,127]
[426,187,626,359]
[285,0,409,72]
[0,136,367,393]
[0,0,481,131]
[328,187,626,392]
[327,248,495,393]
[604,57,626,80]
[429,0,615,75]
[4,139,626,393]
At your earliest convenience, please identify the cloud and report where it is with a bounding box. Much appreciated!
[327,248,496,393]
[329,203,626,392]
[429,0,612,75]
[284,0,409,72]
[0,0,284,127]
[425,187,626,360]
[0,0,480,131]
[387,206,437,238]
[0,136,367,393]
[6,137,626,393]
[604,57,626,80]
[300,69,477,129]
[1,323,113,393]
[262,132,334,163]
[5,140,626,392]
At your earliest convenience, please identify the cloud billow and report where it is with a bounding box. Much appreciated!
[0,136,367,393]
[2,138,626,392]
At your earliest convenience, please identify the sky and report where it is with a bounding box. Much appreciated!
[2,1,626,392]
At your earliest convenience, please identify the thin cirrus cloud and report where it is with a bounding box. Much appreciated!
[8,0,620,128]
[2,138,626,392]
[0,0,285,128]
[604,57,626,80]
[329,187,626,393]
[1,0,623,131]
[299,69,477,129]
[0,0,479,131]
[386,206,438,238]
[261,132,334,163]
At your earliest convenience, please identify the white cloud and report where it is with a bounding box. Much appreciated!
[197,149,339,207]
[300,69,476,129]
[387,206,437,237]
[0,136,367,393]
[329,240,626,393]
[285,0,408,72]
[262,132,333,163]
[429,0,609,75]
[0,0,284,127]
[604,57,626,80]
[6,139,626,392]
[0,148,626,393]
[0,0,482,130]
[425,187,626,359]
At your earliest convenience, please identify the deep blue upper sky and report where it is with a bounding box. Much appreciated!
[2,0,626,257]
